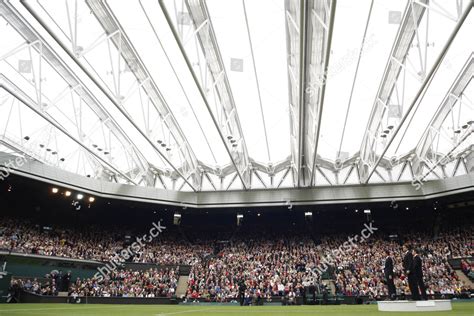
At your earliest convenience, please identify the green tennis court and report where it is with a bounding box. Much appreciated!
[0,302,473,316]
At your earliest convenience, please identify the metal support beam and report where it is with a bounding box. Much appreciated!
[315,165,332,185]
[285,0,301,187]
[296,0,310,187]
[285,0,335,187]
[359,0,472,184]
[21,0,199,191]
[203,172,217,191]
[0,1,152,184]
[417,131,473,183]
[277,166,292,188]
[358,0,427,183]
[0,136,46,164]
[412,54,474,177]
[85,0,201,191]
[0,83,137,184]
[226,172,239,191]
[342,164,354,184]
[308,0,336,187]
[465,147,474,173]
[253,169,267,189]
[158,0,250,190]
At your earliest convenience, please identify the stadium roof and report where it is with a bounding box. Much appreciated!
[0,0,472,192]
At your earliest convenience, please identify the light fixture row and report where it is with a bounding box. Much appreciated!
[51,187,95,202]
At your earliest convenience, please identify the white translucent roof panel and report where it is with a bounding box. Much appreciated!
[390,9,474,157]
[205,0,291,164]
[319,0,407,161]
[0,0,471,191]
[0,10,169,184]
[107,0,230,167]
[31,0,188,168]
[0,87,103,179]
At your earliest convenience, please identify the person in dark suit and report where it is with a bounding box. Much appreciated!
[384,250,396,300]
[413,248,428,300]
[62,271,72,292]
[402,245,419,300]
[238,280,247,306]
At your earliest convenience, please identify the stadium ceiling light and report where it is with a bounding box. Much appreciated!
[89,196,95,203]
[304,211,312,216]
[51,187,59,194]
[77,193,84,200]
[236,213,244,226]
[173,212,182,226]
[64,191,72,197]
[364,209,371,214]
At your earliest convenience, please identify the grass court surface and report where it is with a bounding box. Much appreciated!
[0,302,473,316]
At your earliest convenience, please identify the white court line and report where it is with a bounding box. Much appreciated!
[155,308,343,315]
[0,305,126,313]
[155,307,217,316]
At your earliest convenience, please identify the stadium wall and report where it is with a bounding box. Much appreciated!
[0,252,186,280]
[18,290,178,304]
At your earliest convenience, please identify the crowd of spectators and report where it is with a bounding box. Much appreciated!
[69,267,178,298]
[187,237,314,302]
[12,278,57,296]
[1,218,472,301]
[461,259,474,281]
[323,232,471,298]
[437,230,473,258]
[185,231,471,301]
[0,219,211,265]
[12,267,177,298]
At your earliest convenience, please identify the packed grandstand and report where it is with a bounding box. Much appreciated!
[1,215,472,302]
